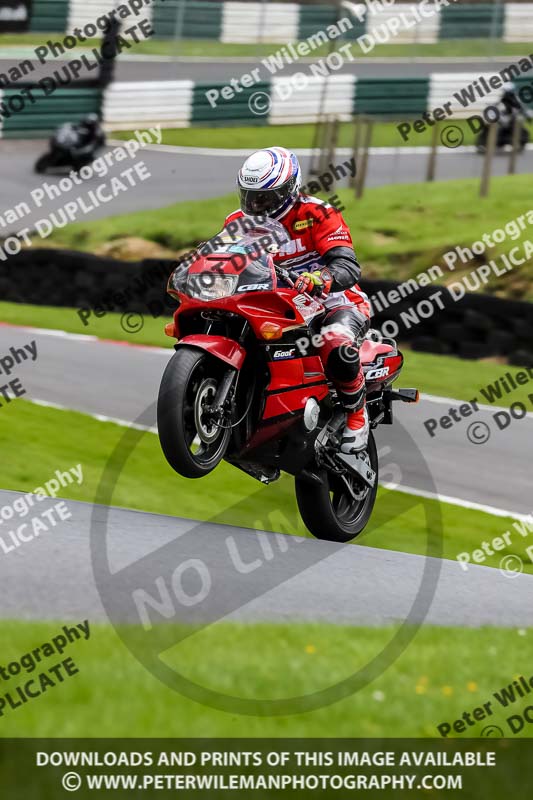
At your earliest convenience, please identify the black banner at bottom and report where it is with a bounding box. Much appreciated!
[0,739,531,798]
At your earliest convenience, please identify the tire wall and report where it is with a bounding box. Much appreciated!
[2,250,532,366]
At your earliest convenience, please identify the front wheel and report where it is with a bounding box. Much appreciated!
[157,348,232,478]
[295,432,378,542]
[34,152,54,173]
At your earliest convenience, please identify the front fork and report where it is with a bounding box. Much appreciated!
[211,368,238,421]
[209,319,249,422]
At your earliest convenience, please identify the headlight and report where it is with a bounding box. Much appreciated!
[186,274,239,301]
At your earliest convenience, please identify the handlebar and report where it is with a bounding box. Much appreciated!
[274,264,299,286]
[274,264,327,302]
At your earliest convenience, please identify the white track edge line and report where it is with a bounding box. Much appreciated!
[419,391,533,417]
[8,326,533,417]
[25,397,528,521]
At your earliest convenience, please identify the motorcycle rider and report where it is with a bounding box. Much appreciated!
[74,113,106,155]
[225,146,371,453]
[479,82,532,150]
[500,82,531,119]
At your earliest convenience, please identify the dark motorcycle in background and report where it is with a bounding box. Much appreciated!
[157,219,419,543]
[476,108,532,153]
[34,122,106,174]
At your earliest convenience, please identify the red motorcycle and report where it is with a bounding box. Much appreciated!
[158,219,419,542]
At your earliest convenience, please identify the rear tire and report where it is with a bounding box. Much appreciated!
[157,348,231,479]
[295,432,378,542]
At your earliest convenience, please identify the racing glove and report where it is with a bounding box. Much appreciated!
[294,269,333,297]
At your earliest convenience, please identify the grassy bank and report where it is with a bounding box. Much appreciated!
[1,398,528,571]
[43,175,533,301]
[0,300,172,348]
[113,118,533,151]
[0,619,530,737]
[1,36,531,59]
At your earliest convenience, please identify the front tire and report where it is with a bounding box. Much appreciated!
[35,153,53,173]
[157,348,231,478]
[295,432,378,542]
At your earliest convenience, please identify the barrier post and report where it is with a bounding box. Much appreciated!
[355,119,373,199]
[319,117,335,175]
[426,122,439,182]
[326,117,340,176]
[309,117,325,175]
[480,123,497,197]
[508,115,521,175]
[350,117,361,188]
[309,1,340,174]
[98,17,121,88]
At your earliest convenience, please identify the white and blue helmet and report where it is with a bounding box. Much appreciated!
[237,146,302,218]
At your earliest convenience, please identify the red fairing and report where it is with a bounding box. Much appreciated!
[176,335,246,370]
[382,354,403,380]
[171,287,323,342]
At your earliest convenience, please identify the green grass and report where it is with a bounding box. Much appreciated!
[1,35,532,58]
[0,619,531,737]
[43,175,533,300]
[2,300,532,403]
[113,118,530,150]
[0,300,172,348]
[1,398,530,574]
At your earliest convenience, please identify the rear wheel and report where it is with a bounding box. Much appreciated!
[157,348,231,478]
[295,432,378,542]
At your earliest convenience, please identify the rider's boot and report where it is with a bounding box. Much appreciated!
[333,367,369,453]
[340,405,369,454]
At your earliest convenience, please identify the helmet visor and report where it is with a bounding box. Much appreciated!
[239,176,298,217]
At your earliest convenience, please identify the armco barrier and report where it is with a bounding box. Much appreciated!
[2,70,532,135]
[2,250,532,365]
[505,2,533,42]
[30,0,70,33]
[0,87,103,138]
[153,0,223,39]
[99,72,531,130]
[24,1,533,44]
[354,77,430,117]
[270,73,356,124]
[102,80,194,128]
[440,2,505,39]
[298,5,365,41]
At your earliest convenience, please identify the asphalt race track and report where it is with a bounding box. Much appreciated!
[3,327,532,516]
[0,488,532,626]
[1,139,533,231]
[0,54,523,85]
